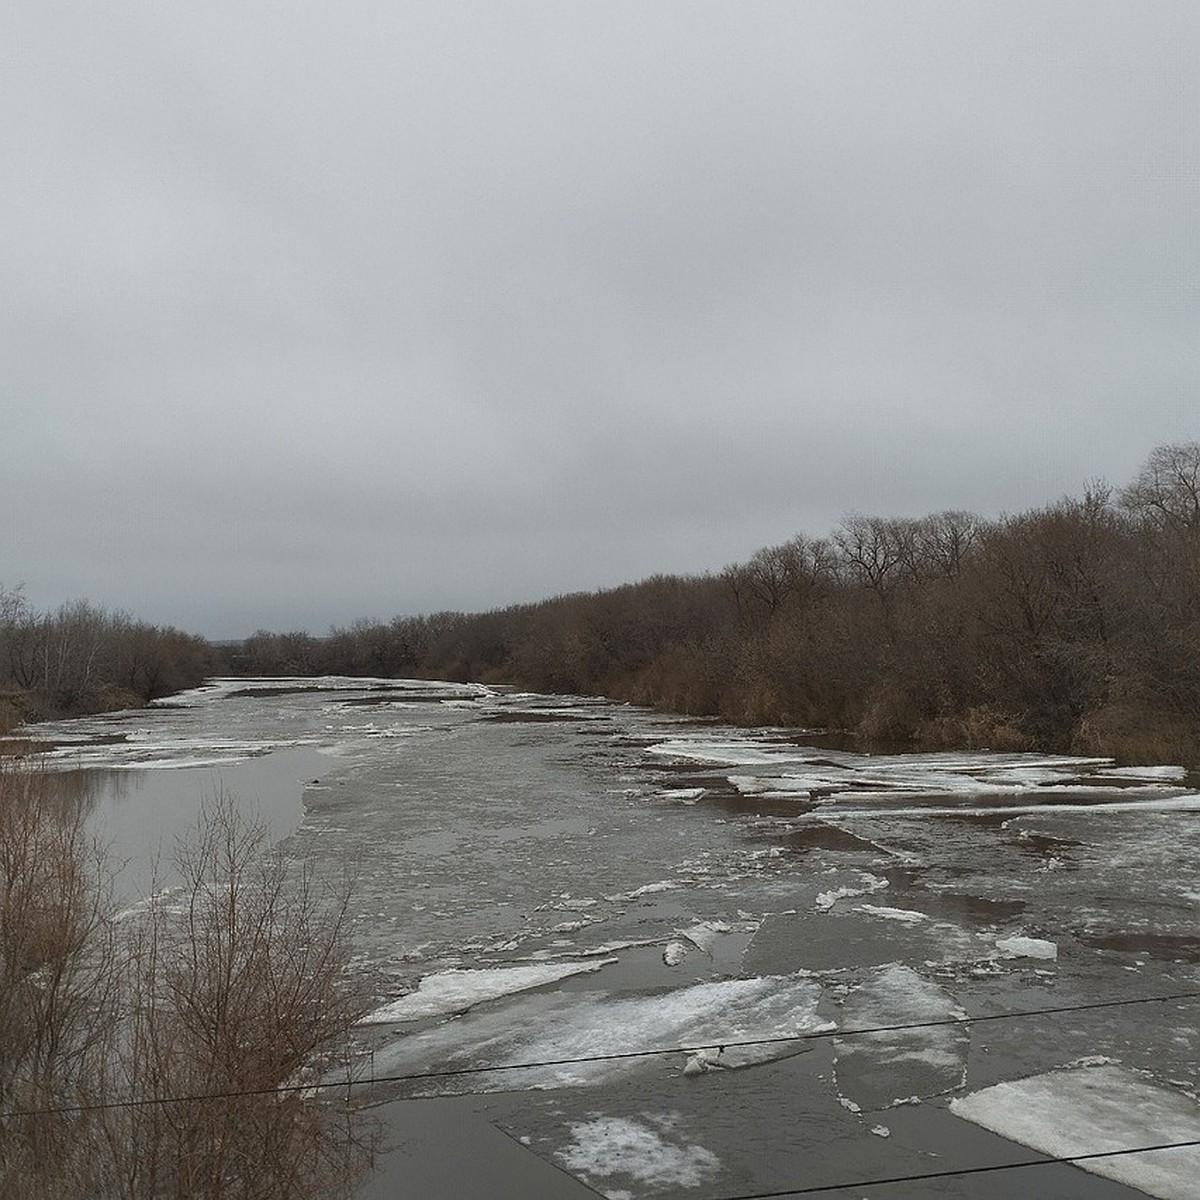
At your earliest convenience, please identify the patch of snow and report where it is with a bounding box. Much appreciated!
[361,958,617,1023]
[556,1114,721,1194]
[951,1064,1200,1199]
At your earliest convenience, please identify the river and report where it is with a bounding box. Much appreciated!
[11,677,1200,1198]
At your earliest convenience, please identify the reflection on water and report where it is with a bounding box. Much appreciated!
[31,747,327,900]
[27,765,125,821]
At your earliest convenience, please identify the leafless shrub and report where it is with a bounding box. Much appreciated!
[99,790,370,1199]
[0,768,370,1198]
[0,759,117,1197]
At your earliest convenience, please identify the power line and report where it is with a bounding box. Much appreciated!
[3,988,1195,1120]
[710,1137,1200,1198]
[2,989,1195,1198]
[346,988,1200,1089]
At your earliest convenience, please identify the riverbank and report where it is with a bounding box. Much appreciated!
[0,683,152,734]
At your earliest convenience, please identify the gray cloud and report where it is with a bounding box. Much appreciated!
[3,1,1196,635]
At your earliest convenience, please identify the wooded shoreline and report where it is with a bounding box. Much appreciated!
[7,443,1200,768]
[230,443,1200,769]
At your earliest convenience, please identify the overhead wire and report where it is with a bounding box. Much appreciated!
[2,987,1195,1119]
[2,987,1195,1196]
[709,1137,1200,1198]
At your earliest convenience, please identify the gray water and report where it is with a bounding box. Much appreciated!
[13,677,1199,1198]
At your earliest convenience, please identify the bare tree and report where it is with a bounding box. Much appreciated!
[1120,441,1200,535]
[0,762,117,1198]
[100,791,370,1199]
[0,769,369,1199]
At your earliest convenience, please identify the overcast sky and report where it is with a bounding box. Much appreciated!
[3,2,1196,637]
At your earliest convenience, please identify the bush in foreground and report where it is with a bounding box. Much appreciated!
[0,763,370,1198]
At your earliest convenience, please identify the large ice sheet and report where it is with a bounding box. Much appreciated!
[364,973,830,1091]
[951,1063,1200,1198]
[645,738,1190,815]
[814,794,1200,819]
[834,964,968,1111]
[361,959,616,1023]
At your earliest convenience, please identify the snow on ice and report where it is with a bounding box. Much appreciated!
[555,1113,721,1197]
[995,934,1058,960]
[815,872,889,911]
[952,1063,1200,1199]
[364,973,832,1091]
[853,904,929,925]
[361,959,617,1024]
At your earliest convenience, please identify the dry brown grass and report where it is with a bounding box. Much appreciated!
[1071,704,1200,768]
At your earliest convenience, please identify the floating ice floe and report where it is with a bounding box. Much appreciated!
[663,920,733,966]
[816,872,889,911]
[27,733,311,771]
[361,958,617,1024]
[729,773,847,798]
[854,905,929,925]
[1102,765,1189,781]
[647,738,809,766]
[995,935,1058,960]
[834,964,967,1111]
[815,794,1200,820]
[679,920,730,953]
[951,1063,1200,1199]
[659,787,706,804]
[613,880,679,900]
[555,1113,721,1196]
[363,973,831,1091]
[663,941,690,966]
[645,733,1191,814]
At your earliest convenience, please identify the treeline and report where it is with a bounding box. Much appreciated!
[235,442,1200,765]
[0,590,212,731]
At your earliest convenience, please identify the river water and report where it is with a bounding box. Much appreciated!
[11,677,1200,1198]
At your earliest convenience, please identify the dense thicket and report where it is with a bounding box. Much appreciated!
[234,443,1200,765]
[0,592,212,731]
